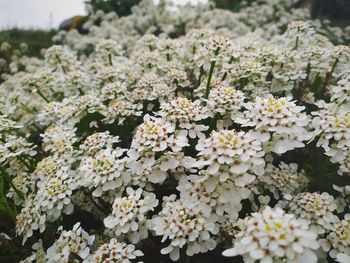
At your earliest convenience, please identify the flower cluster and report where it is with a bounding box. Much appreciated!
[312,102,350,174]
[206,84,245,120]
[0,0,350,262]
[46,223,95,263]
[222,206,320,263]
[282,192,339,234]
[79,142,128,197]
[159,97,208,139]
[92,238,144,262]
[130,115,188,154]
[196,129,265,176]
[152,195,219,261]
[324,214,350,262]
[15,195,46,244]
[259,162,309,198]
[104,187,158,244]
[236,96,312,154]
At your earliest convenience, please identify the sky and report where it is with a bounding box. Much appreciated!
[0,0,207,30]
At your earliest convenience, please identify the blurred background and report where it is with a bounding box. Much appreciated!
[0,0,206,56]
[0,0,210,29]
[0,0,349,57]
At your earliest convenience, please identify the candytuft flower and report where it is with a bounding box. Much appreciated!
[222,206,320,263]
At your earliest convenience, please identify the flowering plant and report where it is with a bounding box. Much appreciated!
[0,0,350,262]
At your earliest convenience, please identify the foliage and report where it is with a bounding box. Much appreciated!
[1,0,350,262]
[210,0,253,12]
[0,29,55,57]
[86,0,142,16]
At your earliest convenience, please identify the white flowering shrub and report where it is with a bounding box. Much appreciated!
[1,0,350,262]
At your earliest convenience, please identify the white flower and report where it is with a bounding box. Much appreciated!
[79,148,129,197]
[312,103,350,150]
[0,115,22,132]
[92,238,143,262]
[126,151,193,186]
[38,95,102,126]
[7,172,32,206]
[222,206,320,263]
[4,1,350,262]
[283,192,339,234]
[152,195,219,261]
[130,115,188,154]
[337,147,350,175]
[45,45,78,72]
[259,162,309,198]
[0,136,36,166]
[330,74,350,105]
[96,39,123,65]
[32,155,66,180]
[220,218,242,240]
[196,129,265,176]
[324,214,350,261]
[282,21,317,49]
[80,132,120,155]
[100,81,127,100]
[16,194,46,244]
[206,85,245,119]
[236,95,312,154]
[46,223,95,263]
[36,170,78,221]
[311,102,350,174]
[194,34,233,70]
[103,187,158,244]
[159,152,181,172]
[19,240,46,263]
[159,97,208,139]
[103,97,142,124]
[126,151,166,185]
[333,185,350,213]
[337,253,350,263]
[40,125,77,154]
[32,154,78,222]
[177,173,251,218]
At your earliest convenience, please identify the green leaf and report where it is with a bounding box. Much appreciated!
[0,177,17,221]
[0,166,25,200]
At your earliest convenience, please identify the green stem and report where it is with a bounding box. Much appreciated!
[196,66,204,88]
[0,167,25,200]
[36,89,49,103]
[61,65,68,74]
[108,54,113,66]
[221,71,227,81]
[55,54,68,74]
[330,58,339,74]
[204,61,216,99]
[204,48,220,99]
[294,36,299,50]
[49,87,56,94]
[0,177,17,222]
